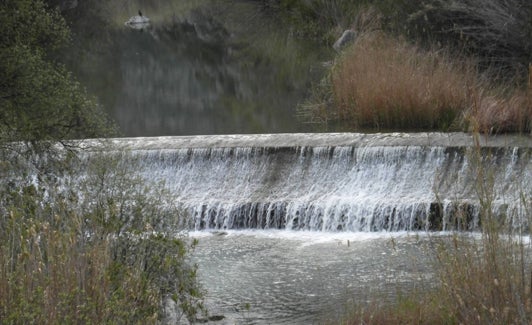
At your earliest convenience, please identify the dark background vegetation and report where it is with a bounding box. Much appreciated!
[259,0,532,83]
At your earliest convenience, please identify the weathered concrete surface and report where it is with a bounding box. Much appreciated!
[75,132,531,232]
[95,132,532,151]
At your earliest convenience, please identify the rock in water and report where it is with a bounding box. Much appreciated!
[333,29,356,51]
[125,14,150,30]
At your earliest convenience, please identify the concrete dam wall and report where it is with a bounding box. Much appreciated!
[94,132,531,232]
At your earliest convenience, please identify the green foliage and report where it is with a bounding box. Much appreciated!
[0,0,69,53]
[0,152,205,323]
[0,0,115,146]
[0,1,204,322]
[1,45,113,143]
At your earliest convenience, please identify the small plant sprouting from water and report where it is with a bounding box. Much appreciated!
[241,302,252,322]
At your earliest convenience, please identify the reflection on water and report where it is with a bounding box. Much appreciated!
[191,231,434,324]
[74,3,329,136]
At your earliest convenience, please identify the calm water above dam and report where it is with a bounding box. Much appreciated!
[73,2,329,137]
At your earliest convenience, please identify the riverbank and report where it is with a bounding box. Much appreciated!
[298,5,532,134]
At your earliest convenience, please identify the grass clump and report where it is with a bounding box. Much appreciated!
[469,88,532,134]
[330,31,476,131]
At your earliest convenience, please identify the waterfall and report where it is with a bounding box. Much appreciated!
[96,133,531,232]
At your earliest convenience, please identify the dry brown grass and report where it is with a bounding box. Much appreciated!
[342,233,532,325]
[433,235,532,324]
[0,211,160,324]
[468,65,532,133]
[469,91,532,133]
[344,235,532,324]
[331,31,478,131]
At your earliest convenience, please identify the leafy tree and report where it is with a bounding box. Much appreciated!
[0,0,115,147]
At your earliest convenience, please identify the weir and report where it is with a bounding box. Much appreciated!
[97,132,531,232]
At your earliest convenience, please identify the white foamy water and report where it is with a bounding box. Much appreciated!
[104,133,530,232]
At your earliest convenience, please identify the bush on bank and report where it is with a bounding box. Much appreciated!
[0,152,205,323]
[296,2,532,134]
[0,0,205,322]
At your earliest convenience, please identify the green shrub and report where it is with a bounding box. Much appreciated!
[0,1,204,322]
[0,152,205,324]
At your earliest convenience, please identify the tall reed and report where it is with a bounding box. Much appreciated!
[330,31,478,131]
[429,132,532,324]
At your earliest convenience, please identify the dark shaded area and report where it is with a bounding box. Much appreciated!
[58,3,328,136]
[405,0,532,82]
[194,201,486,231]
[109,23,313,136]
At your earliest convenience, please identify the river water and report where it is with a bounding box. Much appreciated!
[72,1,329,137]
[105,133,529,323]
[88,133,530,324]
[191,231,434,324]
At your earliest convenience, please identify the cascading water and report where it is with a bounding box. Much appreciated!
[99,132,531,232]
[25,132,529,324]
